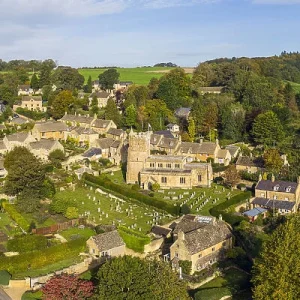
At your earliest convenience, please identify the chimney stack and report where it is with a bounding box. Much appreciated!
[271,174,275,182]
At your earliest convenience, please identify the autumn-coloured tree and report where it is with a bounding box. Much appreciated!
[263,148,284,173]
[42,274,94,300]
[224,165,240,187]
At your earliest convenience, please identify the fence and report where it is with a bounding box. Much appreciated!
[32,218,86,235]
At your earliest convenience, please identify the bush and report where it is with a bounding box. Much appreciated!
[214,176,224,184]
[16,107,46,121]
[65,207,79,219]
[209,192,251,226]
[131,184,140,191]
[151,182,160,192]
[2,202,30,232]
[50,197,77,214]
[180,204,191,215]
[0,238,86,276]
[7,235,47,253]
[84,174,179,215]
[118,226,150,253]
[0,270,11,285]
[179,260,192,275]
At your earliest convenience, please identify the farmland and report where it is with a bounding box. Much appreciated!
[78,67,174,85]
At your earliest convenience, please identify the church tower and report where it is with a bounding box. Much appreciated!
[126,129,151,184]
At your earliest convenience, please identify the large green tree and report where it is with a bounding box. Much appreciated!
[96,256,189,300]
[252,111,284,146]
[252,215,300,300]
[84,75,93,93]
[98,68,120,90]
[52,67,84,91]
[263,148,284,173]
[30,73,40,92]
[125,104,137,128]
[105,98,121,126]
[51,90,74,119]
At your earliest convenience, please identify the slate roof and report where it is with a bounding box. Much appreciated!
[252,197,295,211]
[244,207,267,217]
[61,114,94,124]
[71,127,98,135]
[217,149,229,159]
[22,96,42,102]
[175,107,191,119]
[83,148,102,158]
[154,130,175,138]
[147,155,186,162]
[184,163,210,170]
[150,134,163,146]
[6,132,29,142]
[90,91,110,98]
[151,225,171,237]
[174,216,232,255]
[10,117,28,125]
[107,128,124,136]
[95,138,115,149]
[236,156,263,168]
[90,230,125,252]
[178,142,217,155]
[35,121,68,132]
[92,119,111,129]
[158,137,179,149]
[30,140,58,150]
[225,145,240,157]
[256,180,298,193]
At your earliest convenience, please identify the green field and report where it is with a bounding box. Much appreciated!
[54,187,172,233]
[78,67,173,85]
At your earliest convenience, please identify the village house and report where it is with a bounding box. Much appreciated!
[166,123,180,135]
[13,96,46,112]
[74,166,98,180]
[9,116,29,128]
[86,230,125,258]
[92,80,100,91]
[29,140,64,161]
[150,135,180,155]
[251,175,300,214]
[32,121,68,141]
[17,85,33,96]
[82,148,102,161]
[236,155,264,173]
[170,215,232,274]
[90,119,117,135]
[3,132,35,151]
[89,91,114,108]
[113,81,133,91]
[106,128,127,141]
[60,113,96,128]
[225,145,240,159]
[64,127,99,146]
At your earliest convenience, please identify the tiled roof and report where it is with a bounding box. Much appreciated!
[6,132,29,142]
[35,121,68,132]
[147,155,186,162]
[11,117,28,125]
[90,91,110,98]
[83,148,102,158]
[92,119,111,129]
[90,230,125,252]
[150,134,163,146]
[158,137,179,149]
[154,130,175,138]
[30,140,58,150]
[178,142,217,155]
[72,127,98,135]
[225,145,240,157]
[217,149,229,159]
[256,180,298,193]
[236,156,263,167]
[107,128,124,136]
[22,96,42,102]
[252,197,295,211]
[151,225,171,237]
[95,138,115,149]
[61,114,94,124]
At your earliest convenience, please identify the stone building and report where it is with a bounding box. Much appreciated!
[251,175,300,214]
[170,215,232,274]
[86,230,125,258]
[88,91,114,108]
[126,130,213,188]
[29,140,64,161]
[32,121,68,141]
[13,96,46,112]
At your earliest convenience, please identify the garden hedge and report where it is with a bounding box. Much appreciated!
[2,202,30,232]
[209,191,251,226]
[0,238,86,277]
[84,174,179,215]
[118,226,151,253]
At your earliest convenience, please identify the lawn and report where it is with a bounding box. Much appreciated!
[0,212,19,236]
[54,187,172,233]
[60,227,96,241]
[193,268,251,300]
[78,67,174,85]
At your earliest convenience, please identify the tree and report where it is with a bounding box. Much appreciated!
[105,98,121,126]
[188,117,196,141]
[42,274,94,300]
[96,256,189,300]
[147,77,159,99]
[252,111,284,146]
[30,73,39,92]
[39,61,55,87]
[65,207,79,219]
[52,67,84,91]
[49,149,66,168]
[224,165,240,187]
[98,69,120,90]
[252,215,300,300]
[4,147,46,212]
[51,90,74,119]
[156,68,191,110]
[125,104,137,128]
[42,85,53,102]
[84,75,92,93]
[263,149,284,173]
[192,62,215,88]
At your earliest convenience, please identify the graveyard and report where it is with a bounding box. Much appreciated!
[54,186,173,233]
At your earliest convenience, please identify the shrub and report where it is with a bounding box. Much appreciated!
[179,260,192,275]
[131,184,140,191]
[180,204,191,215]
[118,226,150,253]
[151,182,160,192]
[214,176,224,184]
[84,174,179,215]
[50,197,77,214]
[65,207,79,219]
[7,235,47,253]
[2,202,30,232]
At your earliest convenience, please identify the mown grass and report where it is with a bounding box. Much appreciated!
[78,67,174,85]
[59,227,96,241]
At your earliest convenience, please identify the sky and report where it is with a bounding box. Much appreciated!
[0,0,300,67]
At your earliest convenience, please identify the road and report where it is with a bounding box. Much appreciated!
[0,288,11,300]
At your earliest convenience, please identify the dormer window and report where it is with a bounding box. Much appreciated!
[273,185,279,191]
[286,186,291,192]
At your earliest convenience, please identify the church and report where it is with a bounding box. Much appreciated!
[126,130,213,190]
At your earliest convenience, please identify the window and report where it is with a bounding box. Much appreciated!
[273,185,279,191]
[158,163,163,168]
[161,177,167,183]
[175,164,180,168]
[212,247,215,252]
[166,163,172,168]
[198,253,202,258]
[198,175,202,182]
[175,252,179,258]
[150,163,155,168]
[180,177,185,184]
[260,193,265,197]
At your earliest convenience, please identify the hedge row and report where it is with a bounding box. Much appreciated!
[209,191,251,226]
[2,202,30,232]
[0,238,86,276]
[84,174,179,215]
[118,226,151,253]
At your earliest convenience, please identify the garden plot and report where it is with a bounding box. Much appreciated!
[54,187,172,233]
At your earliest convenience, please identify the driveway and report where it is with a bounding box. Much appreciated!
[0,288,12,300]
